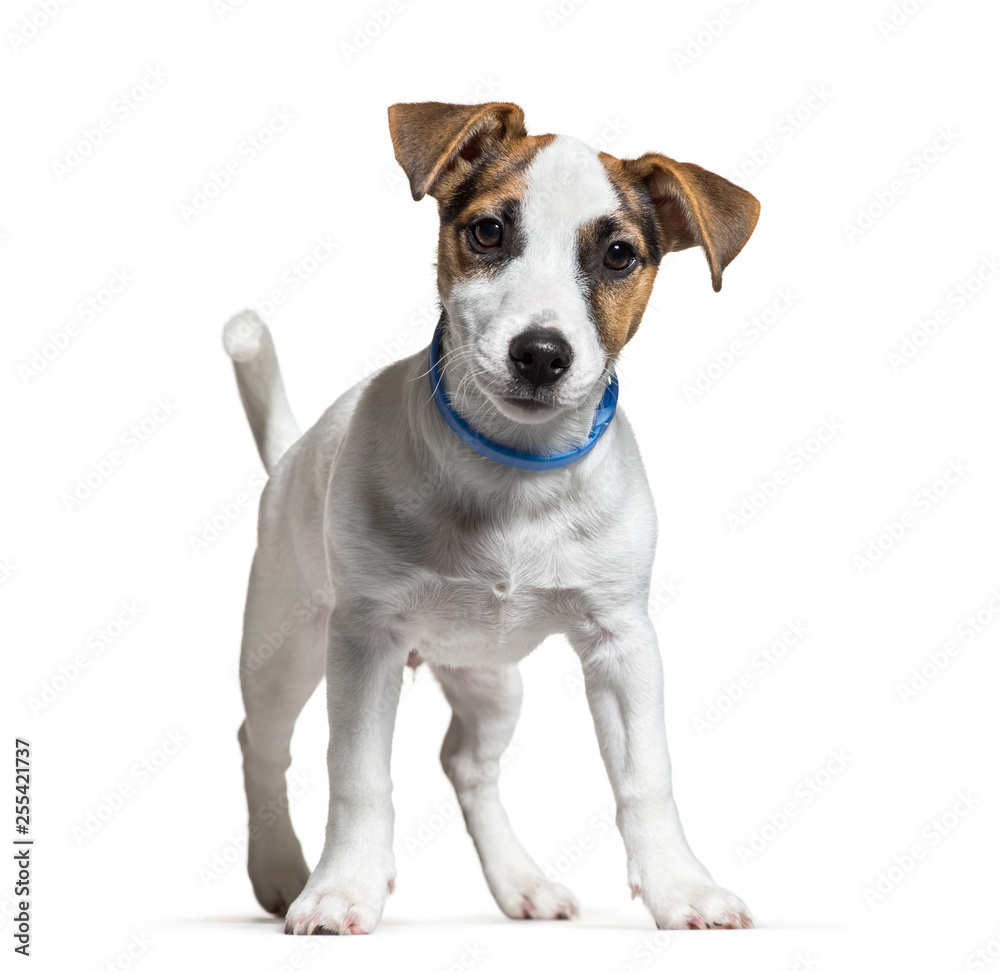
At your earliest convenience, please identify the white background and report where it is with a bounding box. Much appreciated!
[3,0,999,969]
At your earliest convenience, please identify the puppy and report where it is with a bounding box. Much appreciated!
[223,101,760,935]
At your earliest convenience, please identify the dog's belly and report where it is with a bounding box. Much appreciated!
[396,572,570,667]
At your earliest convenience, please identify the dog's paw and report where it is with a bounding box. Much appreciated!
[641,881,753,930]
[247,833,311,918]
[250,859,310,918]
[284,875,391,935]
[247,817,309,917]
[494,876,579,921]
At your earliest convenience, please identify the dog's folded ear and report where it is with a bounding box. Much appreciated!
[622,154,760,292]
[388,101,527,203]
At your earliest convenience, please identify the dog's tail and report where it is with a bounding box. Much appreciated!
[222,310,301,475]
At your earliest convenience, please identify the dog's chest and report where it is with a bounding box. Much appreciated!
[396,510,595,665]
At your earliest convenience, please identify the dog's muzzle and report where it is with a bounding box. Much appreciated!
[429,319,618,471]
[508,328,573,389]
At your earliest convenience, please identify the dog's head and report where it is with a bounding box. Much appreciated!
[388,101,759,433]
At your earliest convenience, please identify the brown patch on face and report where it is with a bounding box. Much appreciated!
[607,150,760,293]
[435,133,556,300]
[588,262,658,355]
[600,153,668,256]
[587,148,760,349]
[572,158,667,356]
[387,102,554,299]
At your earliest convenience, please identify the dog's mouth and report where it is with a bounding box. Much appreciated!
[463,357,566,424]
[481,391,559,425]
[475,369,604,426]
[453,336,599,426]
[501,395,557,414]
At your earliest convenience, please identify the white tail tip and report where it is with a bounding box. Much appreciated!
[223,309,267,363]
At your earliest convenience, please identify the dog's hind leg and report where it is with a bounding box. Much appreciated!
[238,549,328,917]
[433,663,579,920]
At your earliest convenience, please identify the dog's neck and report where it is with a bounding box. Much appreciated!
[435,310,614,462]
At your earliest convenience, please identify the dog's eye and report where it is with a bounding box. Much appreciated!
[604,242,636,271]
[472,219,503,248]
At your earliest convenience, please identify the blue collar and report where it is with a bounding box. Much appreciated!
[428,321,619,471]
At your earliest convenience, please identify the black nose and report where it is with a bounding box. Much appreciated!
[508,329,573,388]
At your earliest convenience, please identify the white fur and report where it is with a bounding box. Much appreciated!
[447,136,616,422]
[443,137,619,453]
[225,136,752,934]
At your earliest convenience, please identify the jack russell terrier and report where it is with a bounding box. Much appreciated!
[222,101,760,935]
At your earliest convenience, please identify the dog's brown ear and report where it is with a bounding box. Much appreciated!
[622,153,760,292]
[388,101,527,202]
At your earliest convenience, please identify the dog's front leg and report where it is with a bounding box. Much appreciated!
[571,615,753,930]
[284,608,407,935]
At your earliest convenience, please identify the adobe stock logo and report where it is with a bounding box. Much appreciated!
[51,66,168,182]
[887,255,999,371]
[682,289,797,402]
[728,88,832,186]
[727,418,843,532]
[178,109,295,223]
[26,600,143,714]
[895,588,1000,704]
[60,398,179,513]
[18,269,134,384]
[672,0,756,73]
[876,0,934,39]
[692,620,808,736]
[862,791,978,906]
[852,459,969,575]
[843,128,959,244]
[736,750,852,864]
[7,0,72,54]
[340,2,404,62]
